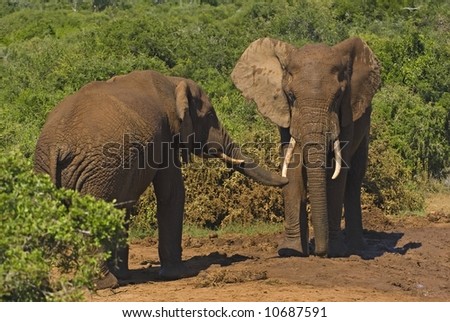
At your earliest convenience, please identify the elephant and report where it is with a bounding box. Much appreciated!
[231,37,381,257]
[34,69,288,289]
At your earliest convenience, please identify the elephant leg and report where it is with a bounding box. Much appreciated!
[108,209,131,280]
[152,165,192,280]
[326,165,349,257]
[92,243,120,290]
[278,145,309,257]
[108,239,129,280]
[94,260,119,290]
[344,136,369,252]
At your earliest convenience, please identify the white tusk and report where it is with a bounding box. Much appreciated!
[332,139,342,180]
[281,137,296,177]
[218,153,245,165]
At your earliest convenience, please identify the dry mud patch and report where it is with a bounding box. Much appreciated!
[89,195,450,302]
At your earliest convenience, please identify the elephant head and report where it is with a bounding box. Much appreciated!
[231,37,380,256]
[172,77,288,187]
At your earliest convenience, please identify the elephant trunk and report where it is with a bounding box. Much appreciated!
[303,138,328,257]
[212,126,288,187]
[232,149,288,187]
[307,166,328,256]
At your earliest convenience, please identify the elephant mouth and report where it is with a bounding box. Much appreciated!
[281,137,342,179]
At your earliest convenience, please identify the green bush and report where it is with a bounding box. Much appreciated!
[365,139,424,214]
[132,157,284,235]
[0,150,125,301]
[372,85,450,179]
[182,158,284,228]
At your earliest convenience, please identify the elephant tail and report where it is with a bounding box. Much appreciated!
[48,147,61,188]
[34,143,62,188]
[47,145,72,189]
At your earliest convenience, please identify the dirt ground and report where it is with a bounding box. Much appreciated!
[88,193,450,302]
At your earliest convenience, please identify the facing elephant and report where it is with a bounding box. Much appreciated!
[231,37,381,257]
[34,70,288,289]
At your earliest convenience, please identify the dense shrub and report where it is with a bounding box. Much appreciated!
[182,155,284,228]
[364,140,424,214]
[372,85,450,179]
[133,160,284,236]
[0,150,125,301]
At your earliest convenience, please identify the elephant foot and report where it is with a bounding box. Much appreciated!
[277,237,307,257]
[346,235,367,254]
[327,243,349,257]
[159,262,196,280]
[107,253,131,280]
[111,267,132,280]
[327,233,349,258]
[94,271,119,290]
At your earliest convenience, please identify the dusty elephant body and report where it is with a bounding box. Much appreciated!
[34,70,288,288]
[232,37,381,257]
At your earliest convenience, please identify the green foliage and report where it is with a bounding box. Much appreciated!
[1,0,449,236]
[271,1,347,44]
[0,150,125,301]
[182,158,284,228]
[365,139,424,214]
[368,29,450,103]
[372,85,450,178]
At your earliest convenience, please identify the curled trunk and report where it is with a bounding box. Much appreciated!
[209,126,288,187]
[232,149,288,186]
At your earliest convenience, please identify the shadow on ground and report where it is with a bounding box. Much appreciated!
[118,252,251,286]
[307,230,421,260]
[360,230,421,259]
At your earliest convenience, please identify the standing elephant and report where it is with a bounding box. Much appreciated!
[231,37,381,257]
[34,70,288,289]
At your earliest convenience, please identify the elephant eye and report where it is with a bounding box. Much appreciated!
[207,111,216,119]
[286,91,296,105]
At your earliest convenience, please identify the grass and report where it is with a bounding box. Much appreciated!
[129,221,284,241]
[213,221,284,237]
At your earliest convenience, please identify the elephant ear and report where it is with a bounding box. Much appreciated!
[175,80,194,163]
[231,38,296,128]
[175,80,189,120]
[333,37,381,126]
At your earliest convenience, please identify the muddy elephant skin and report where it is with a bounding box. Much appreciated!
[232,38,381,257]
[34,70,288,288]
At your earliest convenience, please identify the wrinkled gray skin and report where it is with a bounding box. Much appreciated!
[34,70,288,289]
[232,38,381,257]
